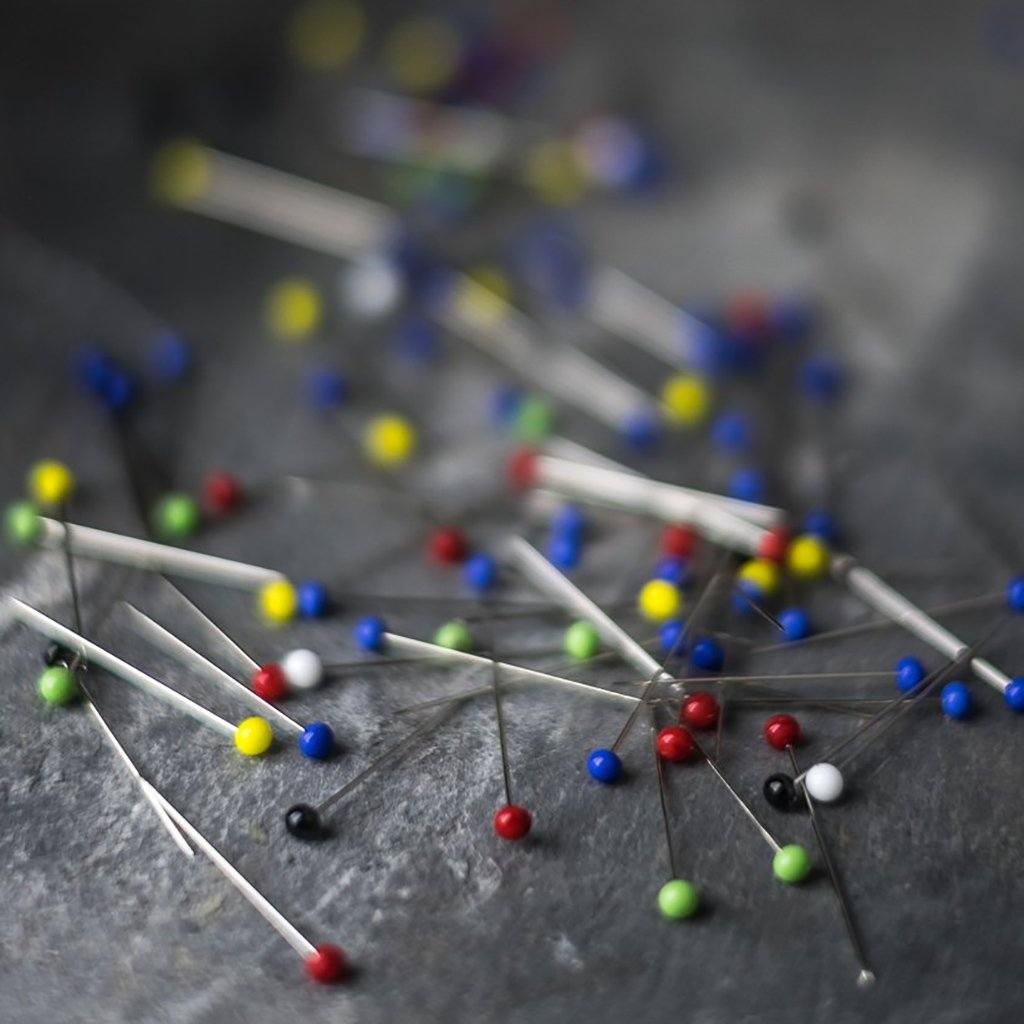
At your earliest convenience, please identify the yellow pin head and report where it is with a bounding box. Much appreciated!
[525,140,587,206]
[787,534,831,581]
[287,0,365,70]
[363,414,417,467]
[265,278,323,342]
[736,558,781,599]
[150,138,211,206]
[234,716,273,756]
[661,374,712,427]
[638,579,682,623]
[259,579,298,625]
[27,460,75,508]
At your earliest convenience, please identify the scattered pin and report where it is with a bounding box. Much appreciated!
[8,598,272,756]
[490,657,532,840]
[121,603,335,759]
[141,780,347,982]
[652,725,699,919]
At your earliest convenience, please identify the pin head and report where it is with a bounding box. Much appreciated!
[285,803,325,841]
[1007,577,1024,613]
[299,722,335,760]
[354,615,386,653]
[802,509,837,543]
[281,649,323,690]
[463,553,497,592]
[786,534,831,580]
[551,504,586,543]
[304,943,347,984]
[681,691,719,729]
[711,410,752,452]
[564,620,600,661]
[736,558,780,599]
[660,524,696,559]
[304,366,349,411]
[620,410,660,452]
[804,762,844,803]
[297,580,331,619]
[506,446,539,489]
[940,682,972,720]
[763,772,797,811]
[895,655,926,693]
[1005,678,1024,712]
[265,277,323,342]
[234,716,273,756]
[514,395,554,442]
[660,374,711,427]
[547,531,581,570]
[657,878,699,919]
[689,638,724,672]
[363,413,417,467]
[659,619,687,657]
[433,620,473,652]
[799,354,845,402]
[428,526,469,564]
[778,607,813,642]
[763,713,800,750]
[586,747,622,784]
[653,557,689,587]
[491,384,523,426]
[5,502,42,546]
[757,527,791,564]
[201,471,243,516]
[656,725,694,762]
[37,666,79,706]
[27,460,75,508]
[637,579,682,623]
[772,843,811,884]
[729,468,766,504]
[258,579,299,625]
[493,804,532,840]
[251,663,288,702]
[148,330,193,383]
[152,493,201,540]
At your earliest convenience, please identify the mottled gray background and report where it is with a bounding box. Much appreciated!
[2,2,1024,1022]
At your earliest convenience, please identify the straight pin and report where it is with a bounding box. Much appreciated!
[653,724,699,920]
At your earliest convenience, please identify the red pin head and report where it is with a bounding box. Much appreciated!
[763,713,801,751]
[656,725,695,762]
[507,446,539,490]
[757,527,790,564]
[251,663,288,702]
[660,523,697,559]
[202,471,243,516]
[493,804,532,840]
[304,943,347,983]
[680,690,720,730]
[428,526,469,565]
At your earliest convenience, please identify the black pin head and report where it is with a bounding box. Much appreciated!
[763,773,798,811]
[285,804,325,841]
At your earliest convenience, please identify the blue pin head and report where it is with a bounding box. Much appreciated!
[490,384,523,427]
[653,557,689,587]
[940,682,972,721]
[690,637,724,672]
[148,331,193,384]
[394,316,440,365]
[354,616,387,653]
[586,748,622,784]
[620,410,660,452]
[802,508,838,544]
[551,504,586,543]
[1004,678,1024,712]
[298,722,335,760]
[799,354,845,402]
[659,619,687,657]
[463,553,497,593]
[547,532,581,571]
[711,410,753,453]
[297,580,331,619]
[895,655,926,693]
[1006,576,1024,613]
[778,607,813,642]
[305,367,348,412]
[728,468,766,504]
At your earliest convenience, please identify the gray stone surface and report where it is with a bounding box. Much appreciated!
[2,2,1024,1022]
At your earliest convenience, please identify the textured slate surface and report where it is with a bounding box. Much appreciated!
[2,3,1024,1022]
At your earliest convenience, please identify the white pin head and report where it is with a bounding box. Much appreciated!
[338,254,403,319]
[804,762,844,803]
[281,648,324,691]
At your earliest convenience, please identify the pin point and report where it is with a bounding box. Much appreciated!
[8,598,268,753]
[121,604,334,759]
[12,515,285,592]
[784,746,875,987]
[286,700,467,840]
[652,727,699,919]
[142,780,346,982]
[489,658,532,840]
